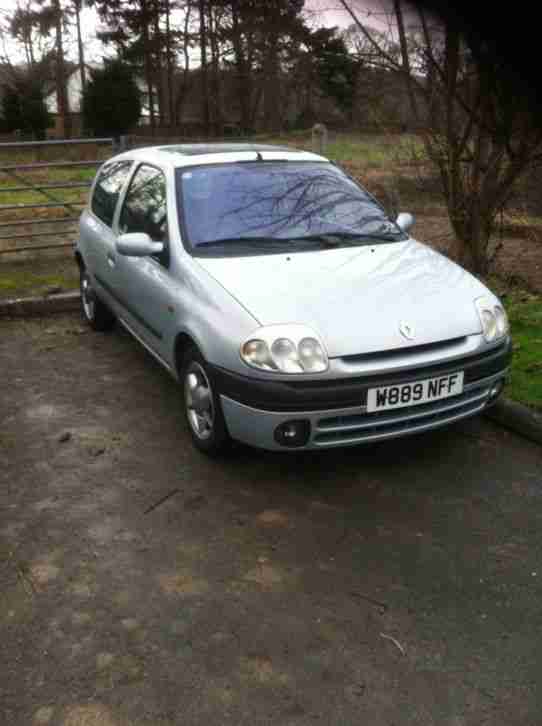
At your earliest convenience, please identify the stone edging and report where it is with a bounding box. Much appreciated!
[484,397,542,447]
[0,291,80,318]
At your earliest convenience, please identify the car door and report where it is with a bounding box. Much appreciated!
[114,163,178,361]
[83,159,133,311]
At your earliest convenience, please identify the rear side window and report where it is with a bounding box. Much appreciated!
[91,160,132,227]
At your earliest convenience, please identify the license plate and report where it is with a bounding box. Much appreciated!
[367,371,464,412]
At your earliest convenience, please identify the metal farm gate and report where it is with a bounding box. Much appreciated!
[0,129,326,260]
[0,137,116,258]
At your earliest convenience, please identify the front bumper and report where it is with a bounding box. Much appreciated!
[215,340,512,451]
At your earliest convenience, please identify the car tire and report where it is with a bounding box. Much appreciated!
[181,346,232,456]
[80,267,115,332]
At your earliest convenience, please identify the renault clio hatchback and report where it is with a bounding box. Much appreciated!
[76,144,511,454]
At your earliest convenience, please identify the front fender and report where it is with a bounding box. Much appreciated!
[169,260,259,377]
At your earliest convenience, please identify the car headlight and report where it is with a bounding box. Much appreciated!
[241,325,328,373]
[475,297,509,342]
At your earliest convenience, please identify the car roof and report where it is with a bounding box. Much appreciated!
[111,143,329,168]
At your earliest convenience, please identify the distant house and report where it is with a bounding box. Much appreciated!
[44,64,149,138]
[44,64,87,137]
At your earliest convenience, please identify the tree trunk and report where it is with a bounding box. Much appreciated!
[198,0,210,136]
[153,10,165,126]
[74,0,86,93]
[141,0,156,134]
[175,2,193,128]
[393,0,419,124]
[263,35,281,133]
[231,7,251,134]
[448,190,493,275]
[165,0,174,126]
[207,4,222,136]
[53,0,71,138]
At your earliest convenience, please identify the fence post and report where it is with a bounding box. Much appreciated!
[312,123,328,156]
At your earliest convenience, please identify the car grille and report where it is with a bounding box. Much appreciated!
[312,379,494,446]
[339,336,467,364]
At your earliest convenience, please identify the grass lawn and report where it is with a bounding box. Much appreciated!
[0,166,96,206]
[268,130,424,168]
[0,257,79,300]
[501,288,542,410]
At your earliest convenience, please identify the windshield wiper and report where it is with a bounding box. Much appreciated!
[195,236,292,248]
[286,234,342,247]
[288,231,404,246]
[195,230,404,252]
[195,235,351,250]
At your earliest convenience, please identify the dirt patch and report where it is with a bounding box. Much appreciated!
[28,561,60,586]
[33,706,55,724]
[71,612,92,626]
[157,570,210,596]
[492,236,542,292]
[120,618,139,631]
[69,581,94,598]
[243,561,286,588]
[62,704,118,726]
[28,551,62,587]
[96,652,115,671]
[256,509,290,526]
[240,656,289,686]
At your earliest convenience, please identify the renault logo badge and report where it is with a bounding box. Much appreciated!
[399,321,414,340]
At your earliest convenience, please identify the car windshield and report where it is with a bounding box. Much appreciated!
[176,161,407,255]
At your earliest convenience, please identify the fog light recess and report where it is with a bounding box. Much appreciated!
[274,420,311,447]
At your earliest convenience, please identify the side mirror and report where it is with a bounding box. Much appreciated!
[396,212,415,233]
[116,233,164,257]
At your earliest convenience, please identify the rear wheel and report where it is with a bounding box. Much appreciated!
[80,267,115,331]
[181,346,231,455]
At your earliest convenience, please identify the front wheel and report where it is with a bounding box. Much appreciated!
[80,268,115,331]
[181,347,231,455]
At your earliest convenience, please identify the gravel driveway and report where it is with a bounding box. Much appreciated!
[1,314,541,726]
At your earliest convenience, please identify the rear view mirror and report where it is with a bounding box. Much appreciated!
[396,212,415,232]
[116,233,164,257]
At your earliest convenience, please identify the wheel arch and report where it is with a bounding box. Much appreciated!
[173,331,199,379]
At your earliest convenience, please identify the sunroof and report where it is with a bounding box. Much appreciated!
[158,143,298,156]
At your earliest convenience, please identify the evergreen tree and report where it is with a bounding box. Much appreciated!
[307,28,358,119]
[82,59,141,137]
[1,79,51,138]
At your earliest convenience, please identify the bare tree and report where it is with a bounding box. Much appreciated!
[2,2,56,77]
[197,0,210,134]
[164,0,173,124]
[72,0,85,91]
[173,1,194,127]
[51,0,71,137]
[339,0,542,274]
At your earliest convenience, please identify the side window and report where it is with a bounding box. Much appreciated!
[119,165,169,246]
[91,160,132,227]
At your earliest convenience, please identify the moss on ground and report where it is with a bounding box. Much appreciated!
[0,257,78,299]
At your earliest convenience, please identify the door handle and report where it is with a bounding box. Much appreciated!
[107,254,116,268]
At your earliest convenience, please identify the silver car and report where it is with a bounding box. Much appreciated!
[76,143,511,454]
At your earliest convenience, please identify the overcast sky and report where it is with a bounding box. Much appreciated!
[0,0,398,65]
